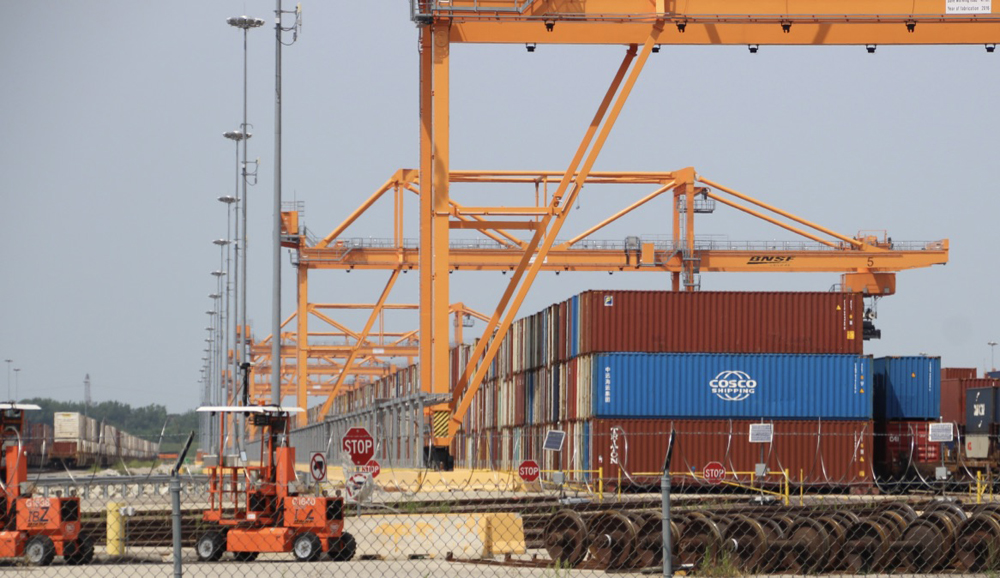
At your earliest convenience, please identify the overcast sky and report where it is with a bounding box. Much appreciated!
[2,2,997,413]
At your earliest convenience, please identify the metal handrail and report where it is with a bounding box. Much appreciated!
[308,236,940,253]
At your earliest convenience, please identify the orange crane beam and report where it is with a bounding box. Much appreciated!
[417,0,1000,45]
[295,243,948,272]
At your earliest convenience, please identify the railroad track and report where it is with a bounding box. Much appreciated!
[74,493,933,551]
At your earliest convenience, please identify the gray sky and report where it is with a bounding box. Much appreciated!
[2,2,996,413]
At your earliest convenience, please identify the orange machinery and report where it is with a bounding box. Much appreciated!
[194,405,355,562]
[0,402,93,565]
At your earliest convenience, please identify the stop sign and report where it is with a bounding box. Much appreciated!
[342,427,375,466]
[518,459,540,482]
[360,459,381,478]
[703,461,726,484]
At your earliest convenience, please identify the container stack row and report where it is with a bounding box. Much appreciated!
[326,290,955,487]
[871,356,943,479]
[939,369,1000,467]
[450,290,955,488]
[50,412,159,468]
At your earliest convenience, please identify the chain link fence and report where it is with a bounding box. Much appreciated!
[8,429,1000,576]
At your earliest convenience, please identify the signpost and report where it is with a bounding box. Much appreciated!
[518,459,540,482]
[703,461,726,484]
[342,427,375,466]
[310,451,327,482]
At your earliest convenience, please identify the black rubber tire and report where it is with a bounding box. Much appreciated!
[195,531,226,562]
[233,551,259,562]
[25,535,56,566]
[327,532,357,562]
[293,532,322,562]
[64,538,95,565]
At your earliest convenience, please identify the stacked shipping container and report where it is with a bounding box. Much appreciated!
[324,290,959,487]
[871,356,943,479]
[51,412,159,467]
[331,291,895,487]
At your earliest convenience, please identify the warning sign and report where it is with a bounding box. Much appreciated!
[310,452,327,481]
[946,0,991,13]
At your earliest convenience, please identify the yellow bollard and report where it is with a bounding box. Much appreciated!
[799,469,804,506]
[106,502,124,556]
[598,467,604,502]
[784,469,790,506]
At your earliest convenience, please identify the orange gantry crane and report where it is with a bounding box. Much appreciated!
[278,166,948,458]
[399,0,976,460]
[253,0,981,461]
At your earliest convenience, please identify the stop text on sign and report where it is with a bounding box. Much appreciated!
[343,438,373,456]
[518,460,540,482]
[342,427,375,466]
[703,461,726,484]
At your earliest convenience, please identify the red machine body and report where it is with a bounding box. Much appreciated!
[195,405,354,562]
[0,403,93,565]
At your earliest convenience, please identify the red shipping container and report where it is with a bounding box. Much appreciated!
[941,378,999,425]
[942,367,977,380]
[874,421,942,479]
[589,418,874,489]
[577,291,863,356]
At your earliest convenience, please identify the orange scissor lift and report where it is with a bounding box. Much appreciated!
[0,402,93,565]
[195,405,355,562]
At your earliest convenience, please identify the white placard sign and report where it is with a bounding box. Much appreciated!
[928,422,954,443]
[946,0,991,13]
[749,423,774,444]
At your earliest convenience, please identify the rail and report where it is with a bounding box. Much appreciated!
[633,469,791,505]
[303,236,940,254]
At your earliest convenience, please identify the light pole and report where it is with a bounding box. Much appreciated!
[222,131,249,385]
[204,334,215,446]
[227,14,264,421]
[213,243,230,408]
[13,368,20,401]
[218,195,237,411]
[4,359,11,400]
[272,1,301,408]
[989,341,998,372]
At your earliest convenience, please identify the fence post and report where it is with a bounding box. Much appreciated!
[661,428,676,578]
[170,475,183,578]
[171,431,196,578]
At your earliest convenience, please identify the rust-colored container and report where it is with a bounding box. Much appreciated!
[874,421,942,480]
[941,378,999,425]
[942,367,978,380]
[576,291,863,356]
[589,418,874,488]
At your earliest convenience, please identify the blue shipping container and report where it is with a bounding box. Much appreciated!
[967,387,995,433]
[872,356,941,420]
[590,353,872,420]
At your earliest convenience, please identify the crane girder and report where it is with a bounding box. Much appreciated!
[420,0,1000,45]
[295,242,948,273]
